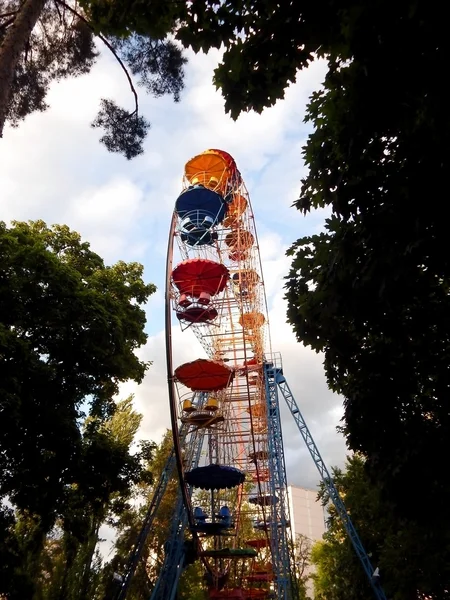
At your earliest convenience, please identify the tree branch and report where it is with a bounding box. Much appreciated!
[55,0,139,116]
[53,0,63,23]
[0,16,16,30]
[0,11,18,18]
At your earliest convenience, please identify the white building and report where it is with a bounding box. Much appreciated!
[287,485,326,598]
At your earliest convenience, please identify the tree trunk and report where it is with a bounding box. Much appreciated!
[78,519,102,599]
[0,0,47,137]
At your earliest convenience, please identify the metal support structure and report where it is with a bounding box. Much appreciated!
[264,363,299,600]
[117,425,203,600]
[268,362,387,600]
[116,444,179,600]
[149,494,188,600]
[149,427,205,600]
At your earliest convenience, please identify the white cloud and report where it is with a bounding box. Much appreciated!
[0,42,346,498]
[63,179,146,261]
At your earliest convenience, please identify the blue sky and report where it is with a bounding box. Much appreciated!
[0,46,347,493]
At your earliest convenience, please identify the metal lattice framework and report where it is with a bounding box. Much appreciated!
[264,362,298,600]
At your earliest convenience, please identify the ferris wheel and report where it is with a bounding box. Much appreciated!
[116,150,388,600]
[165,149,296,600]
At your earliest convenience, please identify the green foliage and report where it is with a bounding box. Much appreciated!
[291,535,310,599]
[174,0,351,119]
[80,0,186,39]
[284,0,449,532]
[104,430,178,599]
[8,397,153,600]
[0,220,154,597]
[311,456,450,600]
[91,99,150,160]
[6,15,97,123]
[117,36,187,101]
[102,430,206,600]
[174,0,447,128]
[45,398,147,600]
[0,508,35,599]
[178,562,206,600]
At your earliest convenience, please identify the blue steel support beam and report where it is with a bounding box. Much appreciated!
[149,493,188,600]
[150,427,205,600]
[116,442,180,600]
[264,363,298,600]
[117,426,203,600]
[269,364,387,600]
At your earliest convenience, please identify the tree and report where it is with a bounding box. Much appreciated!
[311,457,384,600]
[36,397,151,600]
[0,0,187,157]
[103,430,206,600]
[291,534,311,599]
[312,455,450,600]
[281,0,449,530]
[0,506,36,599]
[0,219,155,595]
[177,562,206,600]
[174,1,445,126]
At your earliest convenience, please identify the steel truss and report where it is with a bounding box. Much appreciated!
[266,358,387,600]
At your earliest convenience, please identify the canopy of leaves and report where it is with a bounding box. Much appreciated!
[0,401,155,599]
[311,456,450,600]
[283,0,449,527]
[37,398,152,600]
[91,98,150,160]
[175,1,446,122]
[0,220,154,531]
[292,535,310,600]
[2,7,98,124]
[80,0,187,40]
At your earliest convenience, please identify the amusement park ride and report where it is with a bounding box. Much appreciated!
[116,150,387,600]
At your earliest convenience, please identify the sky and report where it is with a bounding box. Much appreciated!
[0,46,348,496]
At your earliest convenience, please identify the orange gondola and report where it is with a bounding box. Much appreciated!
[225,229,254,251]
[224,194,248,227]
[239,312,265,329]
[185,149,236,193]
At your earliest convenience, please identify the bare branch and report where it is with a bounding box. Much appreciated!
[55,0,139,116]
[0,16,16,29]
[53,0,63,23]
[0,7,18,30]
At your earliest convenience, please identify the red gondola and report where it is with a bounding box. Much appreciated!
[175,358,234,391]
[172,258,229,298]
